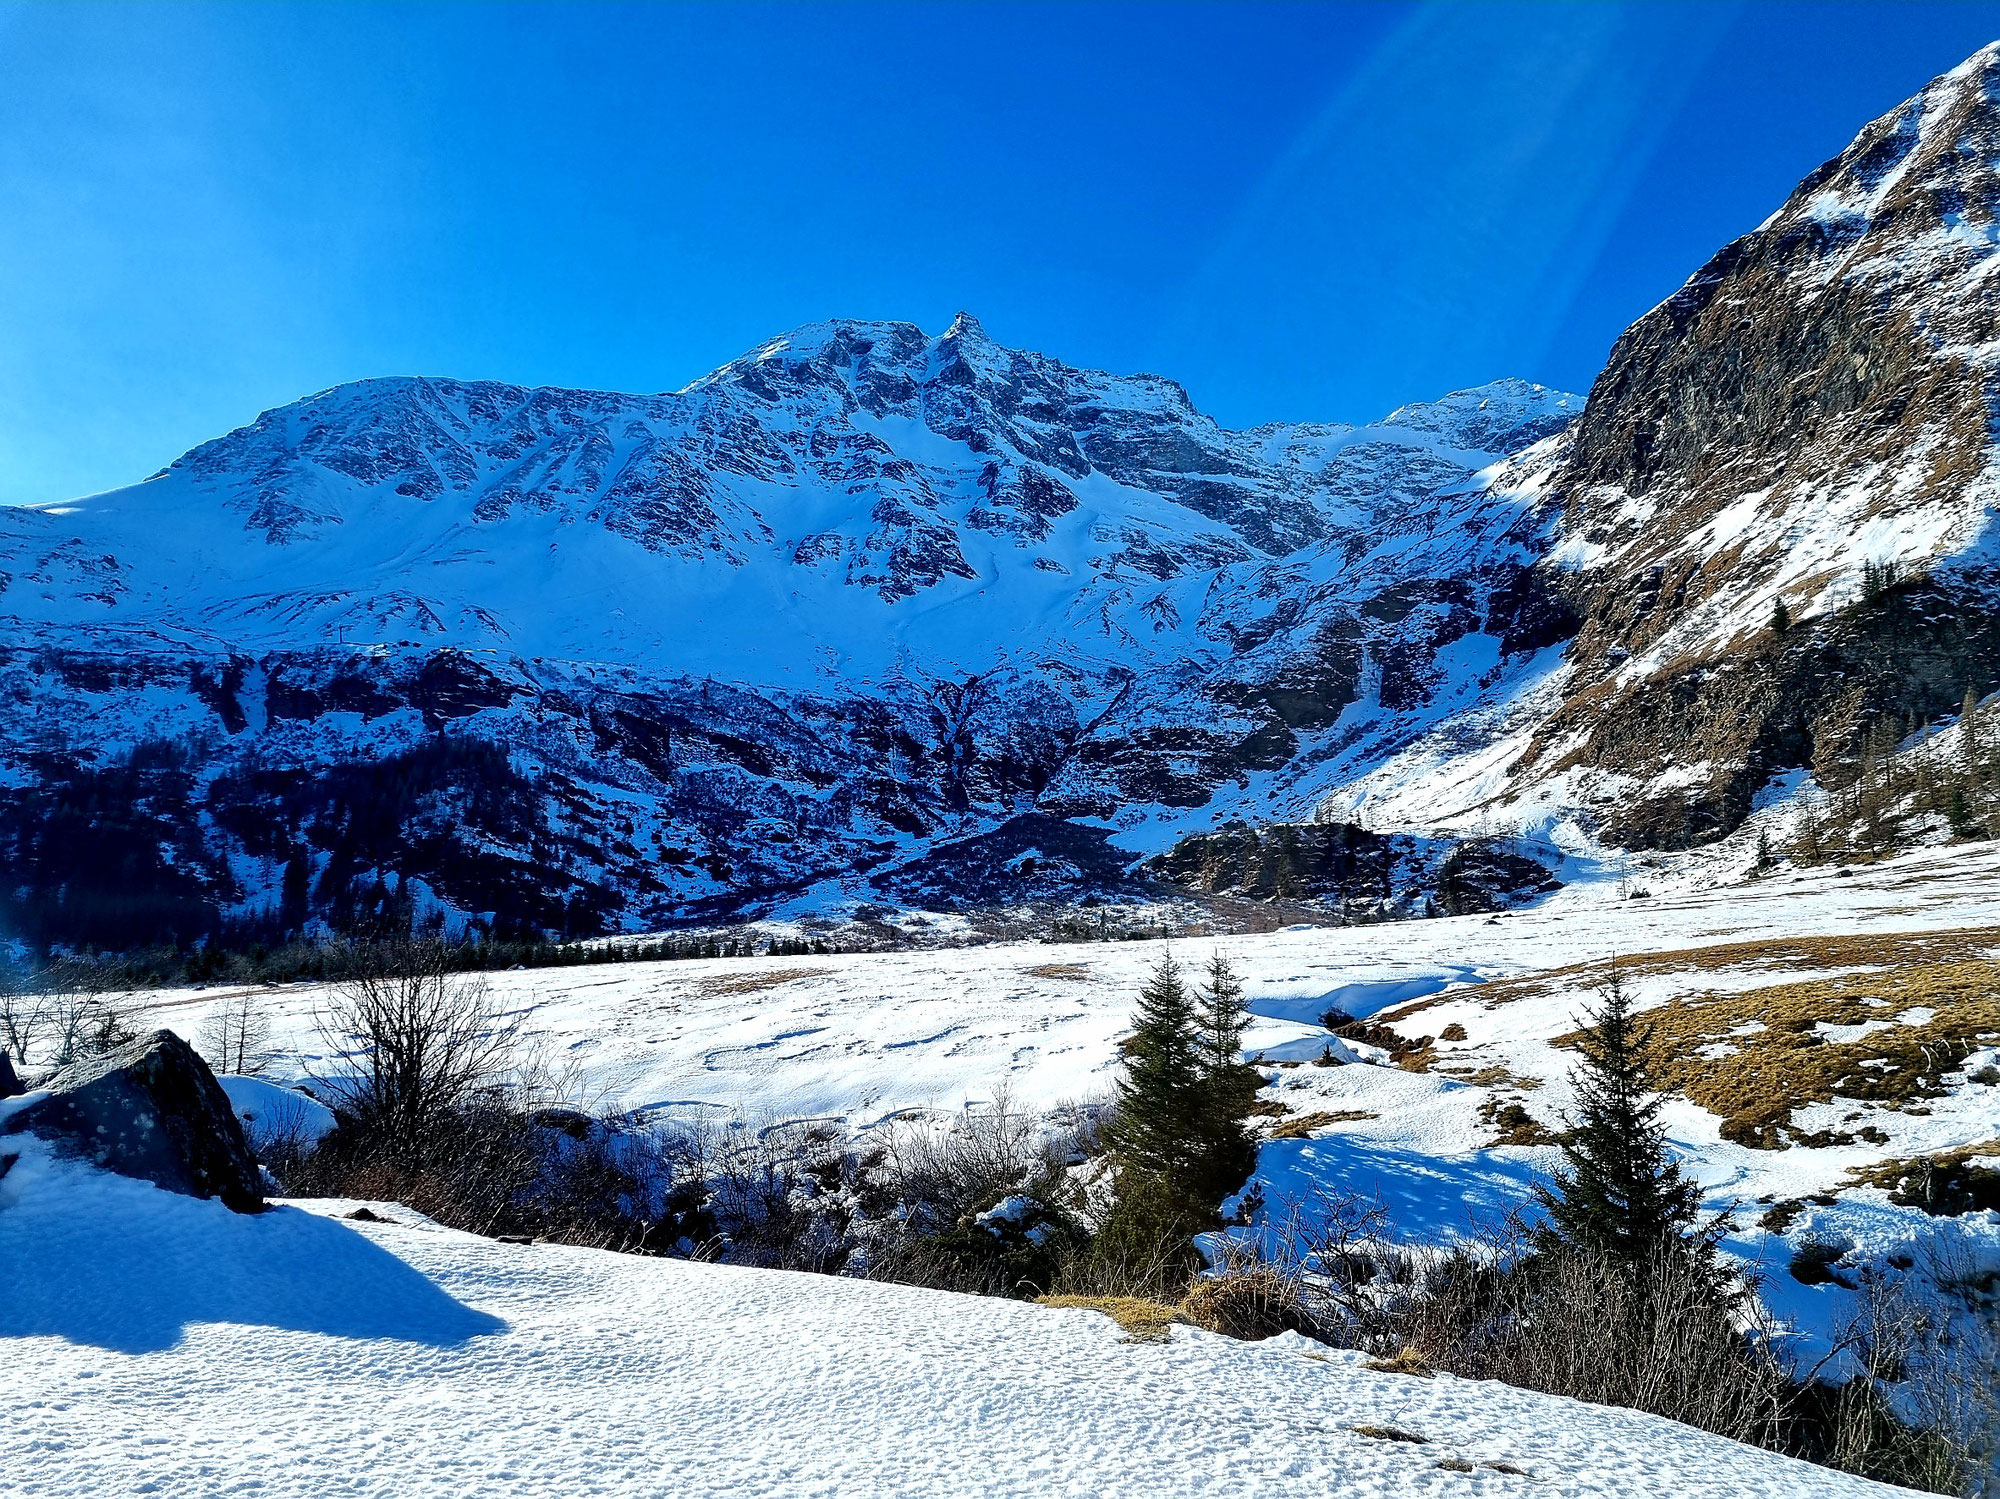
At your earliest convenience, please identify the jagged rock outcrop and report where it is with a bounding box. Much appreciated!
[1149,822,1560,914]
[1,1030,265,1212]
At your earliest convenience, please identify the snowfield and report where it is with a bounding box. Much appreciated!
[0,1145,1906,1498]
[112,837,2000,1369]
[4,843,1995,1494]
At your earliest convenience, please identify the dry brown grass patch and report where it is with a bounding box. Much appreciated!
[1609,960,2000,1148]
[1364,1347,1435,1377]
[1843,1140,2000,1216]
[1179,1269,1308,1340]
[1478,1096,1559,1147]
[1265,1109,1378,1139]
[1377,925,2000,1024]
[1023,963,1093,981]
[688,967,830,997]
[1351,1424,1428,1444]
[1036,1294,1182,1342]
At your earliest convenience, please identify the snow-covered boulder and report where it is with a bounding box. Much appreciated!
[0,1029,264,1213]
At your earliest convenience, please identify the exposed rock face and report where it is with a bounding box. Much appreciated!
[7,48,2000,921]
[1528,46,2000,846]
[1149,822,1560,914]
[1,1030,265,1212]
[1330,45,2000,849]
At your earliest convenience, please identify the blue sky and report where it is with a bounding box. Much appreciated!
[2,1,1997,507]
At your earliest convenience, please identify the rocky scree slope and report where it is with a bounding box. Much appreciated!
[0,316,1575,942]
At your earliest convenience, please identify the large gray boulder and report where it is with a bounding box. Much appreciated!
[1,1029,265,1212]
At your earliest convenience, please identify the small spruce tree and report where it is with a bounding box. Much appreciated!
[1769,596,1791,634]
[1963,686,1987,786]
[1189,953,1262,1208]
[1537,966,1701,1270]
[1106,954,1204,1189]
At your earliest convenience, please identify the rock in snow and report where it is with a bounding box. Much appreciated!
[0,1030,265,1213]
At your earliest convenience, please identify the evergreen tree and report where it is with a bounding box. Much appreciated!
[280,849,312,934]
[1769,596,1790,634]
[1269,826,1301,899]
[1537,967,1701,1270]
[1189,953,1262,1207]
[1106,955,1203,1189]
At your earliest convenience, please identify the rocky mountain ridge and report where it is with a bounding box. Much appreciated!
[0,315,1578,943]
[1320,41,2000,849]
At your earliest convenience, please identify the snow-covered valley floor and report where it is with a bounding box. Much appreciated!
[2,1148,1906,1498]
[6,843,1999,1495]
[123,841,2000,1332]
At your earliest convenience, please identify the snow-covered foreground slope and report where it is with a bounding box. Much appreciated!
[0,1149,1904,1498]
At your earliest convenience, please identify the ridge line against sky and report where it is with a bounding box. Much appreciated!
[4,0,1999,510]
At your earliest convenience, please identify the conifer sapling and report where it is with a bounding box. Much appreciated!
[1538,966,1702,1270]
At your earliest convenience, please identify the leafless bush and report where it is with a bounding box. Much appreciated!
[0,958,133,1071]
[242,1095,325,1190]
[314,939,518,1159]
[1788,1254,2000,1495]
[877,1085,1076,1229]
[1206,1185,1399,1344]
[1389,1213,1788,1447]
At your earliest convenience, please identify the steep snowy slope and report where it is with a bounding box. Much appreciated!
[0,1150,1911,1498]
[0,314,1576,941]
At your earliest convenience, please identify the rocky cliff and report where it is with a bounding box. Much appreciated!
[1322,43,2000,851]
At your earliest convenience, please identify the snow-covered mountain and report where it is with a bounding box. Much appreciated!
[0,313,1576,941]
[8,42,2000,946]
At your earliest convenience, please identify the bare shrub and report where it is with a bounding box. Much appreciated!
[878,1086,1073,1228]
[1785,1253,2000,1494]
[1393,1214,1787,1447]
[314,939,517,1159]
[0,957,133,1071]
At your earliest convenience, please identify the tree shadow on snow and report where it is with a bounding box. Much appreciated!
[1256,1135,1553,1239]
[0,1176,507,1353]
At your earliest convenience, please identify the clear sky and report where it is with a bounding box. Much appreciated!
[3,1,1998,507]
